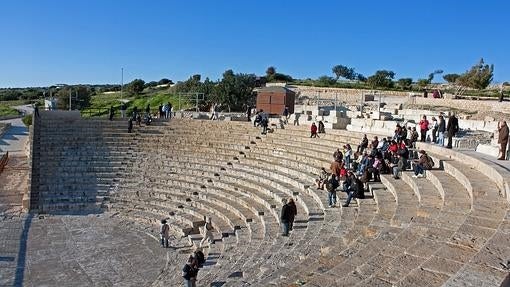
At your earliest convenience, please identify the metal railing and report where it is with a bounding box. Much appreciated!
[0,151,9,174]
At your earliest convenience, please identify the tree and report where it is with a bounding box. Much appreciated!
[158,78,173,85]
[443,74,460,84]
[356,74,367,82]
[126,79,145,95]
[192,74,201,82]
[214,69,256,111]
[397,78,413,90]
[417,79,430,88]
[457,58,494,90]
[145,81,158,88]
[427,69,443,83]
[317,75,337,86]
[366,70,395,88]
[56,85,91,110]
[266,66,276,77]
[332,65,356,81]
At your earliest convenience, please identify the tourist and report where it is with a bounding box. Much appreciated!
[132,106,138,119]
[437,115,446,146]
[394,124,402,141]
[182,255,199,287]
[136,113,142,126]
[280,199,291,236]
[400,124,407,140]
[330,158,342,178]
[419,115,429,142]
[446,113,459,149]
[371,155,383,182]
[158,104,164,118]
[120,103,127,118]
[389,152,405,179]
[318,121,326,134]
[193,248,205,269]
[287,198,297,231]
[310,122,319,138]
[431,116,438,143]
[127,118,133,133]
[160,219,170,248]
[412,150,433,178]
[293,113,300,126]
[254,111,262,127]
[261,112,269,135]
[342,171,364,207]
[405,126,412,146]
[371,136,379,150]
[356,152,369,175]
[358,134,369,153]
[246,105,252,122]
[109,106,114,121]
[344,144,352,170]
[498,121,509,160]
[200,218,214,247]
[34,103,40,118]
[499,89,505,103]
[410,127,419,148]
[315,167,329,189]
[167,102,173,119]
[325,174,339,208]
[333,148,343,162]
[283,106,289,124]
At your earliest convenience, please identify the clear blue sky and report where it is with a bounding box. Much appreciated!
[1,0,509,88]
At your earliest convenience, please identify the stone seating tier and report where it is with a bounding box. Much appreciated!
[27,117,510,286]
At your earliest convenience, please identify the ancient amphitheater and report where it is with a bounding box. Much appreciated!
[1,110,510,287]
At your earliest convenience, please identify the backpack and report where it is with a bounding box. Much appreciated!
[427,156,435,168]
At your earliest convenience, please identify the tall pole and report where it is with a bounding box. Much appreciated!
[121,68,124,98]
[69,89,72,111]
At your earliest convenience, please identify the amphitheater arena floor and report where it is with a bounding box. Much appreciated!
[0,214,169,286]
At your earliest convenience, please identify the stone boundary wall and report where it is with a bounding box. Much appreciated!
[289,85,510,115]
[409,97,510,114]
[289,85,410,104]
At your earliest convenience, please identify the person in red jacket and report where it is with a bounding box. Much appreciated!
[419,115,429,142]
[311,122,319,138]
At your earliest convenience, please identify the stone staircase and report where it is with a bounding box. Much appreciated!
[26,113,510,286]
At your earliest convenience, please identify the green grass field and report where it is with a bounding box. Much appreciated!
[0,103,19,117]
[81,91,193,118]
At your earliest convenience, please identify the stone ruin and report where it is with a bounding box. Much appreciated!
[0,109,509,286]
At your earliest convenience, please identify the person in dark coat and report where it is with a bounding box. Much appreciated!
[287,198,297,231]
[109,106,114,121]
[182,255,199,287]
[446,114,459,149]
[280,199,292,236]
[342,171,364,207]
[128,118,133,133]
[498,121,509,160]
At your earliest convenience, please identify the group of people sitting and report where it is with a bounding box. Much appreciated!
[316,124,437,208]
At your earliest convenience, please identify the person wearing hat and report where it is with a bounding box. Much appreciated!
[160,219,170,248]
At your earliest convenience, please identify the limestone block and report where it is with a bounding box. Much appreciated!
[476,144,500,158]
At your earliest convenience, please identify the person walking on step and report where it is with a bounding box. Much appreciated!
[200,217,214,247]
[310,122,319,138]
[282,106,289,124]
[498,120,509,160]
[287,198,297,231]
[160,219,170,248]
[325,173,339,208]
[182,255,199,287]
[431,116,438,143]
[318,121,325,134]
[280,199,292,236]
[120,103,127,118]
[127,118,133,133]
[419,115,429,142]
[446,113,459,149]
[109,105,115,121]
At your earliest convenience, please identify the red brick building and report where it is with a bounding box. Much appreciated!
[255,86,295,115]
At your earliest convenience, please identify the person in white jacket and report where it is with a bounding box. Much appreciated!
[200,217,214,247]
